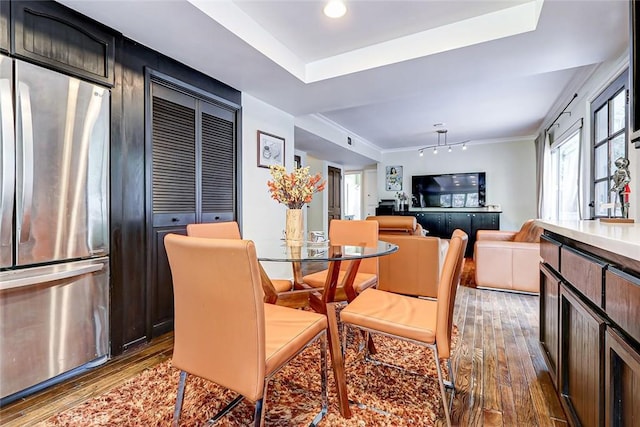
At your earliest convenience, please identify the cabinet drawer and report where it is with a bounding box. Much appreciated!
[560,246,606,308]
[605,268,640,345]
[604,327,640,427]
[540,234,561,272]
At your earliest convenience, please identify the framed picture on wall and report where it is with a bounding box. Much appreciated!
[257,130,285,168]
[385,165,403,191]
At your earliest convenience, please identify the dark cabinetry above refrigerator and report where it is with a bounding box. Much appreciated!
[9,1,117,86]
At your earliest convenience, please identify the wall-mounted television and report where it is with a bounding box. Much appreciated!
[412,172,486,208]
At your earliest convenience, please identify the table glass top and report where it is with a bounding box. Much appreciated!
[252,239,398,262]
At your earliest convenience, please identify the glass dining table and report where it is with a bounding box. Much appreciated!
[251,238,398,419]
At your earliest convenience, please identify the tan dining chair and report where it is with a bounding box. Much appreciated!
[164,234,328,426]
[339,229,468,427]
[302,219,379,302]
[186,222,293,294]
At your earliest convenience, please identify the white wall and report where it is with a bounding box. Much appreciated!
[240,93,295,279]
[380,139,538,231]
[306,155,326,234]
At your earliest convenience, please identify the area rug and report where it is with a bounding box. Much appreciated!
[460,258,476,288]
[42,330,458,426]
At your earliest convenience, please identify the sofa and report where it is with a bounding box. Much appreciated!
[366,216,448,298]
[473,219,542,293]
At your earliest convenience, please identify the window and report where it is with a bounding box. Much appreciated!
[549,131,581,220]
[591,71,628,218]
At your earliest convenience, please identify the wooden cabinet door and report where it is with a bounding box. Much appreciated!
[560,283,606,427]
[11,1,115,86]
[446,213,472,255]
[605,327,640,427]
[540,263,561,386]
[327,166,342,220]
[414,212,445,237]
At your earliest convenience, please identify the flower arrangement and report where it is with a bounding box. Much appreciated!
[267,165,326,209]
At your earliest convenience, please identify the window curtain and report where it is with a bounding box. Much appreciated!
[539,131,553,220]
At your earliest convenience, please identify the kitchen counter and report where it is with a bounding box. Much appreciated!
[536,219,640,261]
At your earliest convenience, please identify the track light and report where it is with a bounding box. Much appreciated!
[417,129,470,156]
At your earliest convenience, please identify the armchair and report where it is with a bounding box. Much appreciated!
[473,219,542,293]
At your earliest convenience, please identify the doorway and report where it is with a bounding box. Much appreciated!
[344,171,363,220]
[327,166,342,220]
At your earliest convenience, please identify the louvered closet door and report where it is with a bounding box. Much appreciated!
[149,84,197,337]
[200,102,235,223]
[151,85,197,227]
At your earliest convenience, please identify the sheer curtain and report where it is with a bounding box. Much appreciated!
[548,127,582,221]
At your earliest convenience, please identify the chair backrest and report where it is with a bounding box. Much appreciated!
[186,221,242,239]
[164,234,266,401]
[513,219,543,243]
[328,219,379,274]
[375,234,441,297]
[365,215,422,236]
[435,229,468,358]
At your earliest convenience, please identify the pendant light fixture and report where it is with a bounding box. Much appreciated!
[417,129,470,156]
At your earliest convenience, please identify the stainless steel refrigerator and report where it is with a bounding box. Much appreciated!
[0,54,110,403]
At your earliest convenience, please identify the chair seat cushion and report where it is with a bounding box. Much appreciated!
[340,288,437,344]
[264,303,327,376]
[302,270,377,294]
[271,279,293,293]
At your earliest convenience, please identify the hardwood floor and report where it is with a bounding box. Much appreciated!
[0,286,566,426]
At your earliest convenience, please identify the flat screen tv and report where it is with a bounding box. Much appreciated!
[412,172,486,208]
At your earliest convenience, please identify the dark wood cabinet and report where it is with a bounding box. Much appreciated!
[445,212,500,256]
[147,73,238,338]
[11,1,116,86]
[605,326,640,427]
[541,234,561,272]
[540,231,640,427]
[414,212,445,236]
[406,211,499,256]
[560,246,606,308]
[0,1,9,53]
[560,283,606,427]
[540,263,561,387]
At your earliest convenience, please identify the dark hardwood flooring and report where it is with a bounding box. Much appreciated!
[0,285,566,426]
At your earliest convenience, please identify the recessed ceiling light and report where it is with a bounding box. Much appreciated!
[324,0,346,18]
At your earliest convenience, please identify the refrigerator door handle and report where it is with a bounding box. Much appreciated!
[0,260,106,291]
[0,77,15,259]
[16,81,34,244]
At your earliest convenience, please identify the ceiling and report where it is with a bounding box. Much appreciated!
[59,0,629,166]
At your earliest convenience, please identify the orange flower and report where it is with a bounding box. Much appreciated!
[267,165,326,209]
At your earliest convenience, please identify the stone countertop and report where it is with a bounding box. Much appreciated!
[536,219,640,261]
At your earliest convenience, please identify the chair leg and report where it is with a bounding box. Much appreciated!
[311,333,329,427]
[445,358,456,412]
[173,371,188,427]
[431,345,452,427]
[254,378,269,427]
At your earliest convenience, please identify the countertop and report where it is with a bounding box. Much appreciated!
[536,219,640,261]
